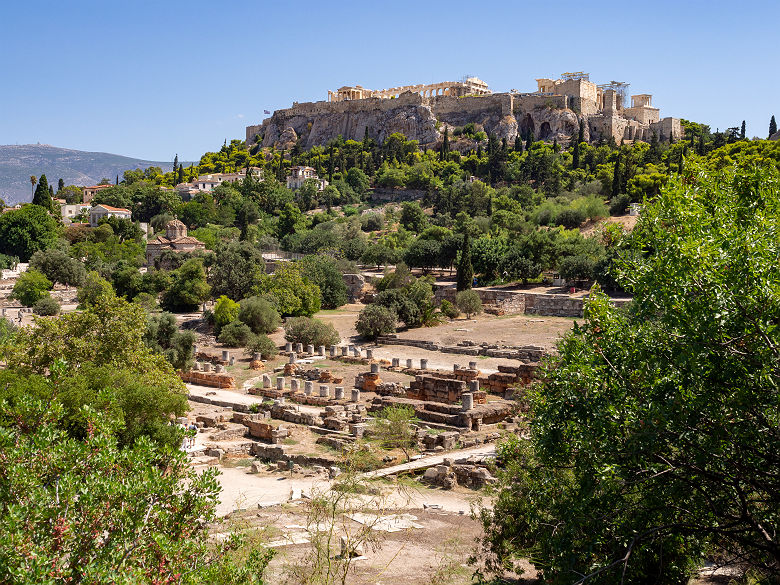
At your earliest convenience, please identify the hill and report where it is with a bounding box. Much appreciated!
[0,144,182,204]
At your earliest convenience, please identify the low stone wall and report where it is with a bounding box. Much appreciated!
[369,187,427,202]
[377,335,546,362]
[407,375,466,403]
[181,371,236,389]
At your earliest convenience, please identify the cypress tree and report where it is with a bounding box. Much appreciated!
[327,145,334,182]
[552,138,559,153]
[611,153,622,199]
[526,131,534,151]
[476,144,483,158]
[173,154,179,174]
[698,135,705,156]
[577,119,585,145]
[770,115,777,138]
[57,178,64,192]
[278,149,285,181]
[669,131,674,144]
[456,232,473,292]
[572,136,580,170]
[440,127,449,162]
[514,135,522,152]
[177,164,184,185]
[115,175,119,185]
[740,120,746,140]
[32,174,53,210]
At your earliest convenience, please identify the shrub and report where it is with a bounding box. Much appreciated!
[609,193,631,215]
[77,271,115,308]
[0,253,19,270]
[29,248,87,287]
[32,295,60,316]
[218,320,253,347]
[283,316,340,347]
[439,299,460,319]
[247,333,279,360]
[456,289,483,318]
[238,296,281,334]
[298,255,348,309]
[355,305,397,340]
[10,269,53,307]
[559,254,598,282]
[556,208,586,229]
[212,295,239,334]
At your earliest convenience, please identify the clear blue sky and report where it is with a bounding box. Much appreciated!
[2,0,778,161]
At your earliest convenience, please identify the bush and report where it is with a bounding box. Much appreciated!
[609,193,631,215]
[29,248,87,287]
[218,320,253,347]
[456,289,483,318]
[556,208,586,229]
[298,255,348,310]
[77,271,114,308]
[10,269,53,307]
[283,316,340,347]
[559,254,598,282]
[32,295,60,316]
[355,305,397,340]
[212,295,239,334]
[0,253,19,270]
[246,333,278,360]
[238,296,281,334]
[439,299,460,319]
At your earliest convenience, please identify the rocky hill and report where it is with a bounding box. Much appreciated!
[0,144,177,204]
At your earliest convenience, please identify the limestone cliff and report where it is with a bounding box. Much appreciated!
[247,91,584,150]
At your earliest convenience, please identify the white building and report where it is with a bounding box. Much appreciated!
[89,204,132,227]
[175,167,263,198]
[286,166,328,191]
[60,203,92,223]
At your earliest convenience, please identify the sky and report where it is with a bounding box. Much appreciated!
[2,0,778,162]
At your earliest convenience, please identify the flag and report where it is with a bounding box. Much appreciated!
[264,109,271,114]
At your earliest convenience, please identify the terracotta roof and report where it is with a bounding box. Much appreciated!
[83,185,112,190]
[167,219,185,228]
[146,236,171,245]
[170,237,205,245]
[93,204,131,213]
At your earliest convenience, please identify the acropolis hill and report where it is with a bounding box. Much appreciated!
[246,73,682,150]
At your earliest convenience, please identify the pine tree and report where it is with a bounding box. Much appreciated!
[611,153,622,199]
[770,115,777,138]
[456,232,473,292]
[740,120,746,140]
[57,178,64,192]
[173,154,179,174]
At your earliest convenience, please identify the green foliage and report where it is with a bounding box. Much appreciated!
[238,295,281,334]
[10,269,52,306]
[371,405,419,461]
[31,174,55,211]
[208,240,265,301]
[283,316,340,347]
[558,253,597,282]
[29,248,87,287]
[161,258,210,312]
[609,192,631,215]
[480,165,780,583]
[246,333,278,359]
[0,253,19,270]
[218,320,254,347]
[32,295,60,316]
[213,295,240,334]
[400,201,428,233]
[0,204,59,262]
[298,255,348,309]
[501,248,541,284]
[455,289,482,318]
[439,299,460,319]
[144,312,196,372]
[355,304,397,340]
[456,232,473,291]
[257,264,321,317]
[77,270,115,308]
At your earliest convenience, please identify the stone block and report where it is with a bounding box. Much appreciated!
[351,389,361,402]
[334,387,344,400]
[319,385,330,398]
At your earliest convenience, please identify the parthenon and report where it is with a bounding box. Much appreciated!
[328,77,491,102]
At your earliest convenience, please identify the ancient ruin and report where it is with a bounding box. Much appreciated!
[145,218,206,266]
[247,72,681,151]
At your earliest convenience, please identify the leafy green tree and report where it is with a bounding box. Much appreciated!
[501,249,541,284]
[345,167,370,195]
[10,269,52,306]
[161,258,210,312]
[29,248,87,287]
[32,295,60,316]
[31,174,55,211]
[77,271,115,308]
[143,311,196,372]
[400,201,428,233]
[276,202,305,238]
[479,165,780,583]
[355,304,397,340]
[238,296,281,334]
[283,316,339,347]
[212,295,240,334]
[218,320,254,347]
[0,204,59,261]
[208,240,265,301]
[298,255,348,309]
[246,333,278,360]
[257,264,321,317]
[403,238,441,273]
[455,289,482,318]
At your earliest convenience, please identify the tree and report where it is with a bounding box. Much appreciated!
[238,296,281,334]
[77,271,115,308]
[740,120,746,140]
[0,204,59,261]
[501,248,541,284]
[29,248,87,287]
[31,174,55,211]
[611,151,622,198]
[769,115,777,138]
[57,178,65,192]
[355,304,397,340]
[399,201,428,233]
[371,405,418,461]
[32,295,60,316]
[208,241,265,301]
[479,165,780,583]
[455,232,473,291]
[29,175,36,198]
[218,320,254,347]
[161,258,210,312]
[10,269,52,306]
[403,238,441,273]
[246,333,278,360]
[143,311,196,372]
[440,127,450,161]
[283,316,340,347]
[212,295,240,334]
[258,264,321,317]
[298,255,348,309]
[455,289,482,318]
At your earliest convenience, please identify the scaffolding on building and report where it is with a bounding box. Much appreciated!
[597,81,631,106]
[561,71,590,81]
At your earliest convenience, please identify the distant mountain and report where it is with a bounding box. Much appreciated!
[0,144,187,204]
